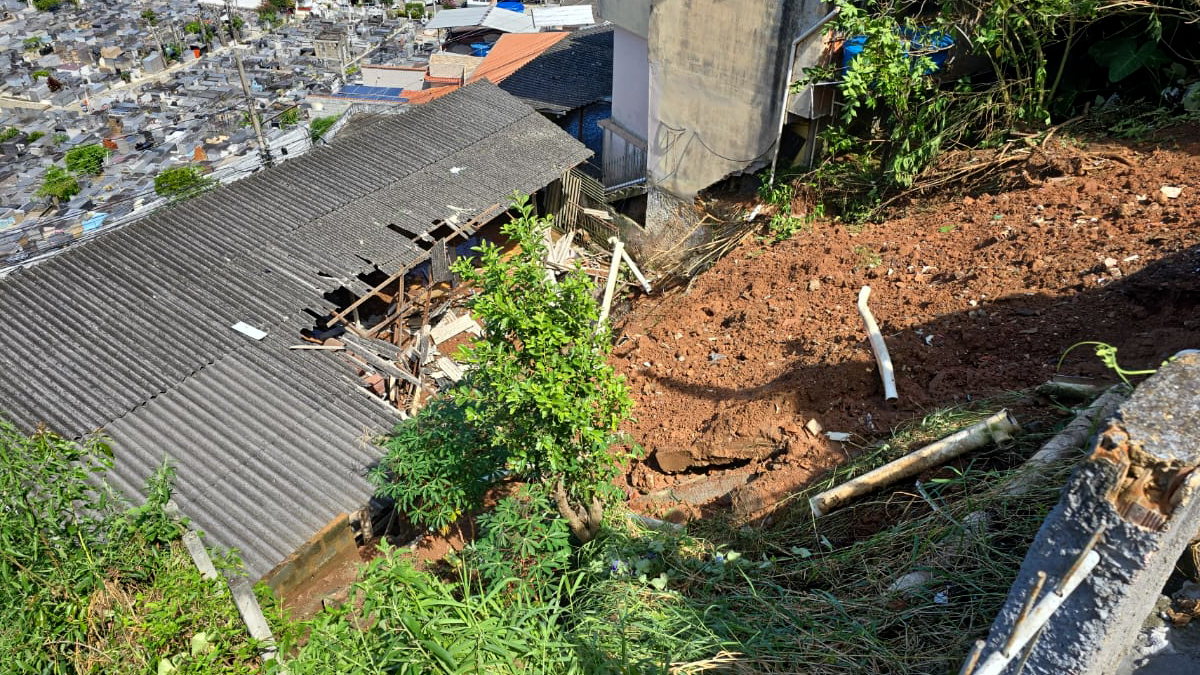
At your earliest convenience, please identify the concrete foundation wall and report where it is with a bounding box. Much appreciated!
[978,352,1200,675]
[646,0,831,199]
[263,512,358,598]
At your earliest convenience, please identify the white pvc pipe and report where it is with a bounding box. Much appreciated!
[858,286,898,401]
[809,410,1019,517]
[973,550,1101,675]
[620,248,653,293]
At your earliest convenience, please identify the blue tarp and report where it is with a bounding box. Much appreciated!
[81,213,110,232]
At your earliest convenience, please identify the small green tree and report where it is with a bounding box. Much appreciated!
[31,69,50,81]
[140,8,157,24]
[154,165,213,201]
[0,127,17,142]
[278,107,299,127]
[23,36,43,51]
[37,166,80,202]
[64,143,109,176]
[404,1,425,19]
[309,114,340,142]
[32,0,61,11]
[450,196,633,543]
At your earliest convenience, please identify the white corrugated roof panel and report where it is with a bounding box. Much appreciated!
[532,5,596,28]
[482,6,537,33]
[425,6,490,29]
[196,0,262,9]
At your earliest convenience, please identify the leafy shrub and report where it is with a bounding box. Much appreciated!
[0,126,17,142]
[155,165,213,201]
[463,487,572,594]
[368,398,500,533]
[0,420,273,674]
[404,2,426,19]
[451,196,634,543]
[27,131,44,142]
[309,114,340,142]
[65,143,109,175]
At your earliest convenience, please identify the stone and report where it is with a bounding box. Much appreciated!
[808,278,821,292]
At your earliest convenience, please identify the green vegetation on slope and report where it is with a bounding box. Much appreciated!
[291,395,1080,673]
[0,420,276,674]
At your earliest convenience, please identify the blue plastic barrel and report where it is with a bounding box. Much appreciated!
[841,28,953,74]
[899,27,954,71]
[842,35,867,71]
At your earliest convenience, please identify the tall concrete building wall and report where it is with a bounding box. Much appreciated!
[646,0,830,199]
[611,27,649,140]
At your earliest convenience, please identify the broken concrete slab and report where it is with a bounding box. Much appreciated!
[972,351,1200,675]
[641,471,754,507]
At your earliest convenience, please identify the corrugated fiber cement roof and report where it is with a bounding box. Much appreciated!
[0,82,591,580]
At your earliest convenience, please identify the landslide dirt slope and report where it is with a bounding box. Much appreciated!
[612,126,1200,507]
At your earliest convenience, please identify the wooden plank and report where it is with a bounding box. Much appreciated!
[419,324,433,366]
[341,333,420,386]
[326,202,503,330]
[598,237,625,325]
[325,264,410,327]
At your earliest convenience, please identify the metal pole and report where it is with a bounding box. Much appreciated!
[225,0,273,168]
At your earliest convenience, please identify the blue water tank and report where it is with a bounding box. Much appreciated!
[470,42,493,57]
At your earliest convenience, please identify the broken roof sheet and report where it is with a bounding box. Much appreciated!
[531,5,596,28]
[481,6,537,33]
[0,82,591,580]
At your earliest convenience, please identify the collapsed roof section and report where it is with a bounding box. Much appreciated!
[0,82,591,579]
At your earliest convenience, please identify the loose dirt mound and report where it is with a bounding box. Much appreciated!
[612,126,1200,516]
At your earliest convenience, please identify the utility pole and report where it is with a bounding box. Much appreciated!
[224,0,273,168]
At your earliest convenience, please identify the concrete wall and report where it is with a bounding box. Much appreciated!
[646,0,831,199]
[611,26,649,141]
[263,512,358,598]
[596,0,650,39]
[362,65,426,90]
[977,351,1200,675]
